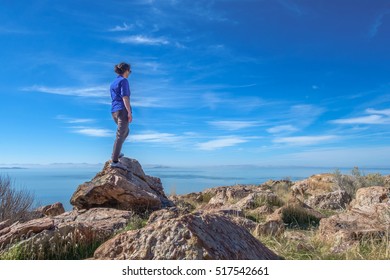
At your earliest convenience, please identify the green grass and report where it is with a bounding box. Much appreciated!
[0,235,102,260]
[281,205,321,230]
[120,215,148,232]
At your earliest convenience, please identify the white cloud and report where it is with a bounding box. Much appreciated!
[273,135,338,146]
[196,136,248,150]
[115,35,169,45]
[130,132,183,143]
[366,108,390,116]
[331,115,389,125]
[72,127,113,137]
[23,85,107,98]
[208,121,261,131]
[56,115,94,124]
[267,125,298,134]
[108,23,132,32]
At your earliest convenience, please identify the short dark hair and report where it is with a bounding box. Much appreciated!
[114,62,131,75]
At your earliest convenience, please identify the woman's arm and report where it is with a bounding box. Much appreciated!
[122,96,132,123]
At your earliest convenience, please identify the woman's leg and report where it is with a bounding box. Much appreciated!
[111,109,129,162]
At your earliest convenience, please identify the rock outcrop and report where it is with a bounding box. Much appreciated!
[33,202,65,217]
[93,210,281,260]
[291,174,351,210]
[70,158,173,213]
[318,186,390,251]
[0,208,135,259]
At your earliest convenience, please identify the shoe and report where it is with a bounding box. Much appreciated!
[110,161,129,171]
[119,153,124,158]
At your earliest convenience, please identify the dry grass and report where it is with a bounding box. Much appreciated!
[0,175,36,223]
[258,229,390,260]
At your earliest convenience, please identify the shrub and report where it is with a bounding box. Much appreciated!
[333,167,386,198]
[0,175,35,223]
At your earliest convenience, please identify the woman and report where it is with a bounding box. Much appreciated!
[110,62,132,170]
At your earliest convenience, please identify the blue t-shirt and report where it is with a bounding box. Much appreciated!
[110,76,131,113]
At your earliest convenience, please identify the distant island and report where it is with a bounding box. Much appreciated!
[0,167,28,170]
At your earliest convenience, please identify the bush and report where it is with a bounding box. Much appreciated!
[0,175,35,223]
[333,167,386,198]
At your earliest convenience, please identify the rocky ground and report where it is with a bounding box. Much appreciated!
[0,158,389,260]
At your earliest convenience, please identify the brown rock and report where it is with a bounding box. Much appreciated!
[34,202,65,217]
[292,174,351,210]
[292,174,335,197]
[307,190,351,210]
[318,186,390,251]
[349,186,389,210]
[70,158,173,213]
[93,211,281,260]
[0,218,54,249]
[0,208,135,258]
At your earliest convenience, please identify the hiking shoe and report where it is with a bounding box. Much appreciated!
[110,161,129,171]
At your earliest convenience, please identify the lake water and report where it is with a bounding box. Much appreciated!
[1,165,389,211]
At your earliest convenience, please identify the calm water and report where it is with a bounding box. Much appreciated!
[1,165,389,211]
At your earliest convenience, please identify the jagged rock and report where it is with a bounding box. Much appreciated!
[33,202,65,217]
[93,210,281,260]
[307,190,351,210]
[147,208,183,224]
[292,174,335,196]
[292,174,351,210]
[0,218,55,250]
[349,186,389,209]
[0,208,134,258]
[318,186,390,251]
[70,158,173,213]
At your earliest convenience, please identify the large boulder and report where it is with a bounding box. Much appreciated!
[291,174,351,210]
[33,202,65,217]
[93,210,281,260]
[70,158,173,213]
[0,208,135,259]
[318,186,390,251]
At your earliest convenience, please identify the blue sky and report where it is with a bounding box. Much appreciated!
[0,0,390,167]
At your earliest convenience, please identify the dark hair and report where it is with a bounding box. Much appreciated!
[114,62,131,75]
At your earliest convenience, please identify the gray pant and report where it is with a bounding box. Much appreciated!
[111,109,129,162]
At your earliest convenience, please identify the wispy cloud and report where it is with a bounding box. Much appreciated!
[56,115,94,124]
[22,85,107,97]
[366,108,390,116]
[277,0,305,16]
[71,127,113,137]
[267,125,298,134]
[369,10,390,37]
[129,131,184,144]
[56,116,111,137]
[332,115,385,125]
[331,108,390,125]
[115,35,170,45]
[273,135,338,146]
[196,136,249,150]
[201,92,266,111]
[108,23,132,32]
[208,120,262,131]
